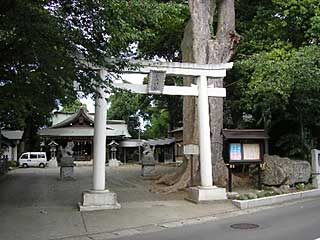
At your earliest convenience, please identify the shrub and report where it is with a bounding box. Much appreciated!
[247,193,258,199]
[295,183,305,191]
[237,194,249,200]
[257,191,267,198]
[6,160,17,169]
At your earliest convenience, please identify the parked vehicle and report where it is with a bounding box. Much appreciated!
[18,152,47,168]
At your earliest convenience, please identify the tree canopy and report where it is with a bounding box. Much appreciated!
[0,0,185,148]
[1,0,319,158]
[225,0,320,158]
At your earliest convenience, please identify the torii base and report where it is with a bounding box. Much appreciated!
[78,190,121,211]
[186,186,227,203]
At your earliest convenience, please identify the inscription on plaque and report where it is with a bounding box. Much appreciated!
[148,70,166,94]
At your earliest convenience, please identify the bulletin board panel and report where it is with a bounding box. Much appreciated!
[228,142,263,163]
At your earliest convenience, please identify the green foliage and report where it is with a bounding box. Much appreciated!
[235,0,320,56]
[1,0,182,148]
[295,183,305,191]
[0,0,78,131]
[143,109,169,139]
[136,2,189,60]
[6,160,17,169]
[62,99,87,113]
[228,0,320,158]
[108,88,181,139]
[256,191,267,198]
[108,90,152,138]
[229,46,320,158]
[246,193,258,199]
[237,194,249,200]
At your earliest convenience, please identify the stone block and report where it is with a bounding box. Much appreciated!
[141,165,156,177]
[79,190,121,211]
[60,166,74,180]
[60,157,74,167]
[262,154,311,186]
[186,186,227,203]
[311,149,320,188]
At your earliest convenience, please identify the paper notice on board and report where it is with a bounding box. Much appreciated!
[230,143,242,161]
[243,144,260,160]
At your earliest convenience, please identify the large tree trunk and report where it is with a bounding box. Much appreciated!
[188,0,239,187]
[152,0,239,192]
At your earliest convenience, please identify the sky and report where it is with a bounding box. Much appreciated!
[80,73,146,113]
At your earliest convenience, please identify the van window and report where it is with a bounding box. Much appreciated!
[30,154,37,159]
[38,154,45,158]
[20,154,28,159]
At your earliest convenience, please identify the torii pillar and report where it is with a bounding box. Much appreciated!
[187,75,227,203]
[79,70,120,211]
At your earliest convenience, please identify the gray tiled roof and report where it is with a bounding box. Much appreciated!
[40,108,131,138]
[2,130,24,140]
[38,124,131,138]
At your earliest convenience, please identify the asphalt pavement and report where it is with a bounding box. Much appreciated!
[0,165,238,240]
[116,198,320,240]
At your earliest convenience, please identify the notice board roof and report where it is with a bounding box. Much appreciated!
[222,129,269,140]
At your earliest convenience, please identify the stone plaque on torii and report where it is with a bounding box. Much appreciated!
[79,61,233,211]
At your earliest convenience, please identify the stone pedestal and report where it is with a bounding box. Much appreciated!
[60,157,75,180]
[60,167,74,180]
[311,149,320,188]
[108,159,120,167]
[186,186,227,203]
[79,190,121,211]
[141,164,156,177]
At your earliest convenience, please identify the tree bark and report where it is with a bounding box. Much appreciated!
[187,0,239,186]
[152,0,239,192]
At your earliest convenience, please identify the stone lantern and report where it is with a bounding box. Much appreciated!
[48,141,59,167]
[48,141,58,160]
[108,140,120,167]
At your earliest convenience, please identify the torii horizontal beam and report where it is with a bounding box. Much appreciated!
[110,61,233,97]
[89,60,233,78]
[121,61,233,78]
[112,83,226,97]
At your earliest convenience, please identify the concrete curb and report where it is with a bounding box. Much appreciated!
[232,188,320,209]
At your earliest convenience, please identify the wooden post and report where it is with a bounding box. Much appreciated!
[190,155,194,187]
[228,165,233,192]
[258,164,262,190]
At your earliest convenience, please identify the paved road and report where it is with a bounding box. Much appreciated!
[116,198,320,240]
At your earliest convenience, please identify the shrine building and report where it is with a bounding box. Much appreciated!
[38,107,131,163]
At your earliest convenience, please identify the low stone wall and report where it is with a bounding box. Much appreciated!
[232,189,320,209]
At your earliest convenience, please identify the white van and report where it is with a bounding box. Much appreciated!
[19,152,48,168]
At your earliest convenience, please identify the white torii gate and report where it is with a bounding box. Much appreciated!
[79,61,233,211]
